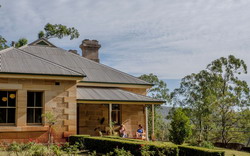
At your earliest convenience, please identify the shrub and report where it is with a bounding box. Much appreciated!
[84,137,178,156]
[7,142,35,156]
[68,135,90,150]
[106,148,133,156]
[141,145,156,156]
[6,142,65,156]
[169,108,192,145]
[179,146,225,156]
[189,140,215,149]
[200,141,215,149]
[29,144,50,156]
[61,142,79,155]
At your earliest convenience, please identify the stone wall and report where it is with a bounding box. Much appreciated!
[78,104,145,138]
[0,78,77,143]
[121,104,145,138]
[78,104,109,136]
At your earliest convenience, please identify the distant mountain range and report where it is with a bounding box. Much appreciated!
[156,106,172,122]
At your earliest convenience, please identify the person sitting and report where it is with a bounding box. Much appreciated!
[119,124,127,138]
[136,124,144,138]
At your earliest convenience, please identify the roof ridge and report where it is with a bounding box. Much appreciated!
[16,48,85,76]
[60,48,151,85]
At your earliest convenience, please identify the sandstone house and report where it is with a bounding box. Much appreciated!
[0,38,163,143]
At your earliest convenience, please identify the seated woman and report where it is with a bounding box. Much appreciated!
[119,124,127,138]
[136,124,144,138]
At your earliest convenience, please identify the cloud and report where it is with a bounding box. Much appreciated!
[1,0,250,83]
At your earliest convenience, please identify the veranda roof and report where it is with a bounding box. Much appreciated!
[77,87,164,104]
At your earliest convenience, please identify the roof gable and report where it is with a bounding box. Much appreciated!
[28,38,57,47]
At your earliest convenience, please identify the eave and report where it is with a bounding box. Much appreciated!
[77,99,164,105]
[77,81,153,89]
[0,72,84,80]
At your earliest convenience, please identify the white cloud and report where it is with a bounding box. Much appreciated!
[1,0,250,83]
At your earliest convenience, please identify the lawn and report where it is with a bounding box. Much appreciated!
[214,147,250,156]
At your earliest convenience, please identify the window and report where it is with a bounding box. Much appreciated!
[27,92,43,124]
[111,104,121,125]
[0,91,16,125]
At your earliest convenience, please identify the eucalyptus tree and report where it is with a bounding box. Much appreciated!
[172,70,217,142]
[0,23,80,51]
[173,55,250,144]
[139,73,170,140]
[207,55,250,144]
[0,36,8,50]
[38,23,80,40]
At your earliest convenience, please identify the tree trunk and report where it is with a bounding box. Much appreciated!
[247,137,250,147]
[48,125,52,144]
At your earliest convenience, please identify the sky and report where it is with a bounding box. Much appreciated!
[1,0,250,91]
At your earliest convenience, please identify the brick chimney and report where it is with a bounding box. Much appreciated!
[79,39,101,63]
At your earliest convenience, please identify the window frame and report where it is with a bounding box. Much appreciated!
[27,91,44,125]
[111,104,121,125]
[0,90,17,126]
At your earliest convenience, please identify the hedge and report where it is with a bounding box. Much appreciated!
[84,137,178,156]
[69,135,225,156]
[68,135,90,149]
[179,146,225,156]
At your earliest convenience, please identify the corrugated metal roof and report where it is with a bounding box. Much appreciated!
[0,47,84,77]
[77,87,164,103]
[20,39,151,85]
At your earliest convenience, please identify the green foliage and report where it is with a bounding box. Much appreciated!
[207,55,250,144]
[141,145,156,156]
[42,112,58,126]
[172,70,216,142]
[7,142,35,156]
[88,150,97,156]
[148,109,169,141]
[139,73,170,141]
[39,23,80,40]
[139,73,169,102]
[83,136,178,156]
[28,144,50,156]
[179,146,225,156]
[69,135,90,150]
[169,108,192,145]
[49,145,64,156]
[70,135,228,156]
[38,31,45,39]
[173,55,250,145]
[0,35,9,50]
[6,142,65,156]
[61,142,79,156]
[42,112,58,144]
[14,38,28,48]
[105,148,133,156]
[190,140,215,149]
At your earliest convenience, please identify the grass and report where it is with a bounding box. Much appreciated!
[214,147,250,156]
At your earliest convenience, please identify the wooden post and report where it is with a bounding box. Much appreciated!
[145,105,149,141]
[109,103,112,134]
[151,104,155,140]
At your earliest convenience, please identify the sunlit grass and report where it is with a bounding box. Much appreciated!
[214,147,250,156]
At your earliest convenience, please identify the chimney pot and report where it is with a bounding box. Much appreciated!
[79,39,101,63]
